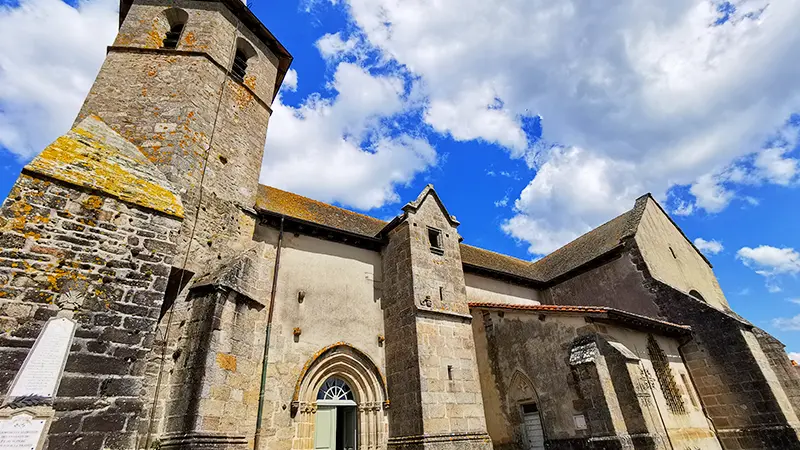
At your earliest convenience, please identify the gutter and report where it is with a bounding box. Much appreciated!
[253,215,284,449]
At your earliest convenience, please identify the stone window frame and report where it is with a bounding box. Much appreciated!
[231,37,258,83]
[158,7,189,50]
[427,226,444,255]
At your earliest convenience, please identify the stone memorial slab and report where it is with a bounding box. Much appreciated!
[7,317,76,399]
[0,413,47,450]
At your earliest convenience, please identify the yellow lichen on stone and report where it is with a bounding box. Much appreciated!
[24,116,184,219]
[216,353,237,372]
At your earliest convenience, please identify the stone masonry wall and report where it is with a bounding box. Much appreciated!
[633,260,800,449]
[0,173,181,450]
[76,0,278,275]
[383,188,492,450]
[382,222,424,439]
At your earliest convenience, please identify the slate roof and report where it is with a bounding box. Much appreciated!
[255,185,387,237]
[469,302,692,336]
[459,244,542,282]
[529,196,648,281]
[254,184,651,284]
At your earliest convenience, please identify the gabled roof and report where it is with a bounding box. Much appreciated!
[469,302,691,336]
[253,186,696,287]
[529,195,649,281]
[460,244,544,283]
[402,184,460,226]
[255,185,386,237]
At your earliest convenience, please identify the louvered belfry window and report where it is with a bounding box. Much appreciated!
[162,23,184,49]
[232,49,248,83]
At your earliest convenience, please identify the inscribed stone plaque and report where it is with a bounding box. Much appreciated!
[7,317,76,399]
[0,414,46,450]
[573,414,587,430]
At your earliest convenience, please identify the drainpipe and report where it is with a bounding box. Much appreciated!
[254,215,284,449]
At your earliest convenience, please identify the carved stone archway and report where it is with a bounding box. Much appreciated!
[292,344,388,450]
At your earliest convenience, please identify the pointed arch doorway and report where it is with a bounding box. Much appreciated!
[291,344,388,450]
[315,378,357,450]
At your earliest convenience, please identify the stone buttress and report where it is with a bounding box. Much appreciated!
[0,116,184,450]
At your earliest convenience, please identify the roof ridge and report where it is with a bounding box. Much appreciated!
[258,184,387,225]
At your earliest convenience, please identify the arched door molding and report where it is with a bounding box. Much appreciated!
[508,370,546,450]
[291,343,388,450]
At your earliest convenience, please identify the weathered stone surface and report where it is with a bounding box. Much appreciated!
[0,173,181,450]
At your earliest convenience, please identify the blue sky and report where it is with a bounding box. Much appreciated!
[1,0,799,353]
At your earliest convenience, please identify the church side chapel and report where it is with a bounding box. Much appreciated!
[1,1,800,450]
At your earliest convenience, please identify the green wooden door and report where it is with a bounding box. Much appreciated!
[315,406,337,450]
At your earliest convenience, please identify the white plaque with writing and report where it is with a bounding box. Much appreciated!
[7,317,76,399]
[0,414,46,450]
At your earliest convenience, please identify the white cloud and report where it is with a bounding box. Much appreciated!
[0,0,118,159]
[737,245,800,275]
[261,62,437,210]
[737,245,800,292]
[773,315,800,331]
[282,68,298,92]
[494,195,509,208]
[787,298,800,305]
[316,32,362,61]
[694,238,724,255]
[502,146,642,254]
[329,0,800,254]
[788,352,800,361]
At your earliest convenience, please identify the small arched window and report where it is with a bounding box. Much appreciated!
[231,38,257,83]
[163,23,184,49]
[160,8,188,49]
[689,290,705,302]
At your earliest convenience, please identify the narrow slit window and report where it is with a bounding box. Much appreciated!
[428,227,443,254]
[162,23,184,49]
[231,48,248,83]
[669,246,677,259]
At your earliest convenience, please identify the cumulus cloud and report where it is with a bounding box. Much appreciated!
[773,315,800,332]
[316,32,362,61]
[788,351,800,361]
[737,245,800,292]
[0,0,118,159]
[694,238,724,255]
[261,62,437,210]
[330,0,800,254]
[282,68,298,92]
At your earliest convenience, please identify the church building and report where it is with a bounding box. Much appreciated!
[1,1,799,450]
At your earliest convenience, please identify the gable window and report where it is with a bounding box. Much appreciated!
[428,227,443,255]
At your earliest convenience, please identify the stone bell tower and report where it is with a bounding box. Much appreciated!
[76,0,292,274]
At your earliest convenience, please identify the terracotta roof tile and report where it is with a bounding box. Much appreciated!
[469,302,691,334]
